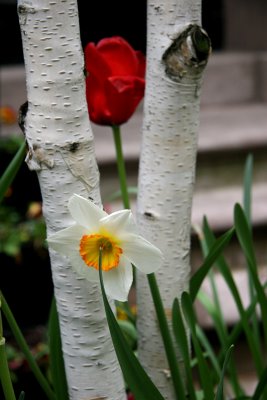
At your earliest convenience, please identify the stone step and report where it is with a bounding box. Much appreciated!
[93,102,267,197]
[1,60,266,336]
[1,51,267,116]
[1,59,266,235]
[195,265,267,328]
[92,103,267,165]
[201,51,267,105]
[192,183,267,231]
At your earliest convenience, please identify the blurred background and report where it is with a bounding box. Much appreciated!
[0,0,267,395]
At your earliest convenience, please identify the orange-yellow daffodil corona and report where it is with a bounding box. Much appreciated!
[47,194,163,301]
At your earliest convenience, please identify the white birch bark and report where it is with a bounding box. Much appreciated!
[136,1,211,398]
[17,1,125,399]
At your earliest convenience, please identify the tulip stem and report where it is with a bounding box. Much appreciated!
[112,125,130,209]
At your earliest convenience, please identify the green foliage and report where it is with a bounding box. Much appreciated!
[182,292,215,399]
[189,226,235,300]
[99,153,267,400]
[0,137,46,258]
[48,298,69,400]
[98,250,165,400]
[1,292,55,400]
[1,127,267,400]
[0,140,26,204]
[0,205,46,258]
[215,345,234,400]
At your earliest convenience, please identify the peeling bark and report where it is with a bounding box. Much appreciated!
[17,1,126,399]
[136,1,211,398]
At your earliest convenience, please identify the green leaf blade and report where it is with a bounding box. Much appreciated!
[252,366,267,400]
[0,142,26,204]
[215,345,234,400]
[190,227,235,300]
[98,255,164,400]
[234,204,267,347]
[0,292,55,400]
[202,217,264,375]
[48,297,69,400]
[243,153,253,224]
[172,298,197,400]
[181,292,214,400]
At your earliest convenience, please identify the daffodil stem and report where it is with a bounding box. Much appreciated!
[112,125,130,209]
[0,292,56,400]
[147,273,185,400]
[0,300,16,400]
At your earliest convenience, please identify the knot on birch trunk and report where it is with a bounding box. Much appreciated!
[162,24,211,81]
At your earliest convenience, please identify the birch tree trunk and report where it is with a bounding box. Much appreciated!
[17,1,125,399]
[136,1,211,398]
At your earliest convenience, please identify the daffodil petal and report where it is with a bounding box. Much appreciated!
[122,234,163,274]
[68,194,106,230]
[69,253,99,282]
[100,209,138,236]
[103,256,133,301]
[48,224,99,281]
[47,224,86,256]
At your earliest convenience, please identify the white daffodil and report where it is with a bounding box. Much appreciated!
[47,194,163,301]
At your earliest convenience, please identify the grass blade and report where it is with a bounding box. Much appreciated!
[197,289,243,397]
[195,325,221,378]
[242,154,261,359]
[0,292,55,400]
[181,292,214,399]
[243,154,253,225]
[196,224,228,342]
[0,141,26,204]
[202,217,264,375]
[48,297,69,400]
[215,345,234,400]
[0,298,16,400]
[172,298,197,400]
[227,281,267,346]
[252,367,267,400]
[234,204,267,348]
[147,273,186,400]
[197,290,226,346]
[0,342,16,400]
[98,251,164,400]
[190,227,235,300]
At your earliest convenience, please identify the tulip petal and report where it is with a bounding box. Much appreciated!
[84,42,111,78]
[85,42,114,124]
[85,36,145,126]
[100,209,138,237]
[86,75,112,125]
[105,76,145,125]
[97,36,139,76]
[122,234,163,274]
[103,256,133,301]
[135,50,146,77]
[68,194,106,230]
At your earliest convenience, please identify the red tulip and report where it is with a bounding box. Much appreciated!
[84,36,145,126]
